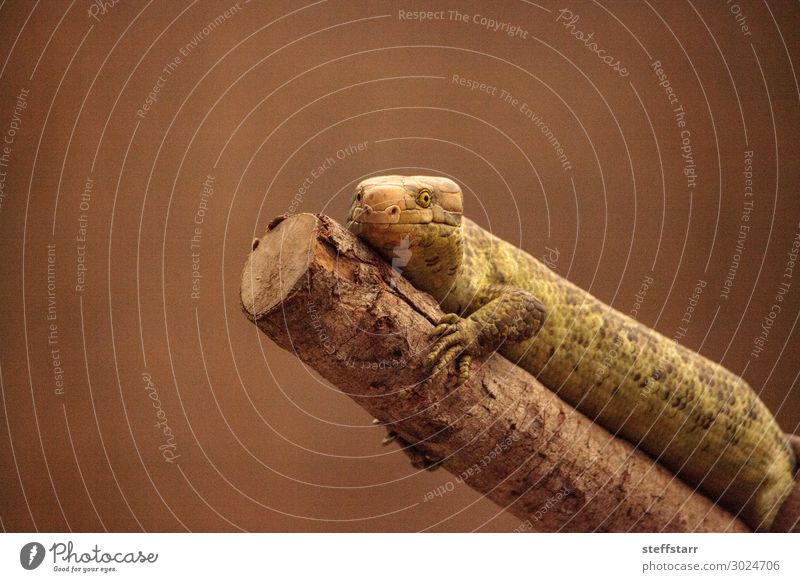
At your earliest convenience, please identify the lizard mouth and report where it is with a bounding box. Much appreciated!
[348,205,460,228]
[349,204,402,225]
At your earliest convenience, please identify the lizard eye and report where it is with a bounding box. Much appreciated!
[356,189,363,202]
[417,189,432,208]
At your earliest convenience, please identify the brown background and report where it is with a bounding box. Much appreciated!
[1,0,799,532]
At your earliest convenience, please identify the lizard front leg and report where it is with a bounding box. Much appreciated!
[426,284,546,385]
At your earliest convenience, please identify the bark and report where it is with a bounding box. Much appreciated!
[239,213,796,532]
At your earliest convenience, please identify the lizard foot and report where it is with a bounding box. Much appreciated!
[426,314,479,386]
[381,428,441,471]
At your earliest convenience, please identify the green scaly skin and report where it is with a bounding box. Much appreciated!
[346,175,797,531]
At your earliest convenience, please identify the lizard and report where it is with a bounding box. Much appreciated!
[345,174,799,532]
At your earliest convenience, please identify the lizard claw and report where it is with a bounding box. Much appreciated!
[457,354,473,386]
[429,313,461,338]
[424,314,479,386]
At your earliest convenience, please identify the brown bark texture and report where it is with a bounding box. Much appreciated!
[239,213,799,532]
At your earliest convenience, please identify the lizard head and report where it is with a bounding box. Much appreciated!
[346,175,464,291]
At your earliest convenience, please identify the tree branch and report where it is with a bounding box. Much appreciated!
[239,213,795,532]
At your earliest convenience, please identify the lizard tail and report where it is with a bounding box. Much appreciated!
[790,434,800,474]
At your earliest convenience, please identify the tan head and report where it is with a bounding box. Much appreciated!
[346,175,465,292]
